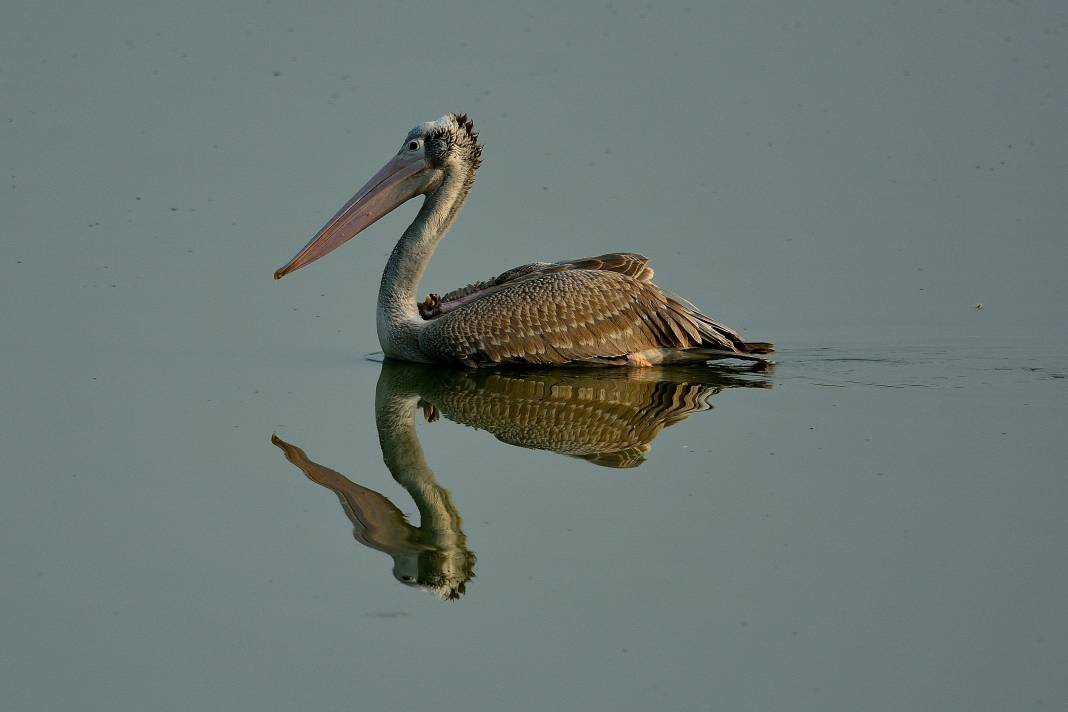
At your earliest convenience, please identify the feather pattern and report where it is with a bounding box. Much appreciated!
[417,262,768,367]
[418,252,654,319]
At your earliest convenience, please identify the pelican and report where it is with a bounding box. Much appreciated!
[275,113,772,368]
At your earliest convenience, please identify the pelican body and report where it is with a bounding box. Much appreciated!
[276,114,772,367]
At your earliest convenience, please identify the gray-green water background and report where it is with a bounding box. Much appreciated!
[2,1,1066,710]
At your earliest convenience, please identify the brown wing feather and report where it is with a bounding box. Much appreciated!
[418,253,653,319]
[540,253,654,282]
[418,269,746,366]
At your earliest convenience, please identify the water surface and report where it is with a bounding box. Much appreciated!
[3,2,1067,710]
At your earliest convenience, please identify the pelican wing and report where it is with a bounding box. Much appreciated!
[418,253,654,319]
[418,268,756,366]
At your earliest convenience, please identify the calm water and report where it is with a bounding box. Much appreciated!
[3,2,1067,710]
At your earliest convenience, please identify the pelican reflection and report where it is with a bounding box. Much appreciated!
[272,361,770,599]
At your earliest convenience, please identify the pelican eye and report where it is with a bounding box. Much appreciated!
[407,140,420,151]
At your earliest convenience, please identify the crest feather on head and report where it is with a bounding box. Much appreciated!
[450,112,477,141]
[436,113,481,167]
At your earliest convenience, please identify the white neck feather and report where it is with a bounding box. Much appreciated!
[375,165,473,360]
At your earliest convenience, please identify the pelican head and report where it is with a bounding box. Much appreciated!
[274,113,481,280]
